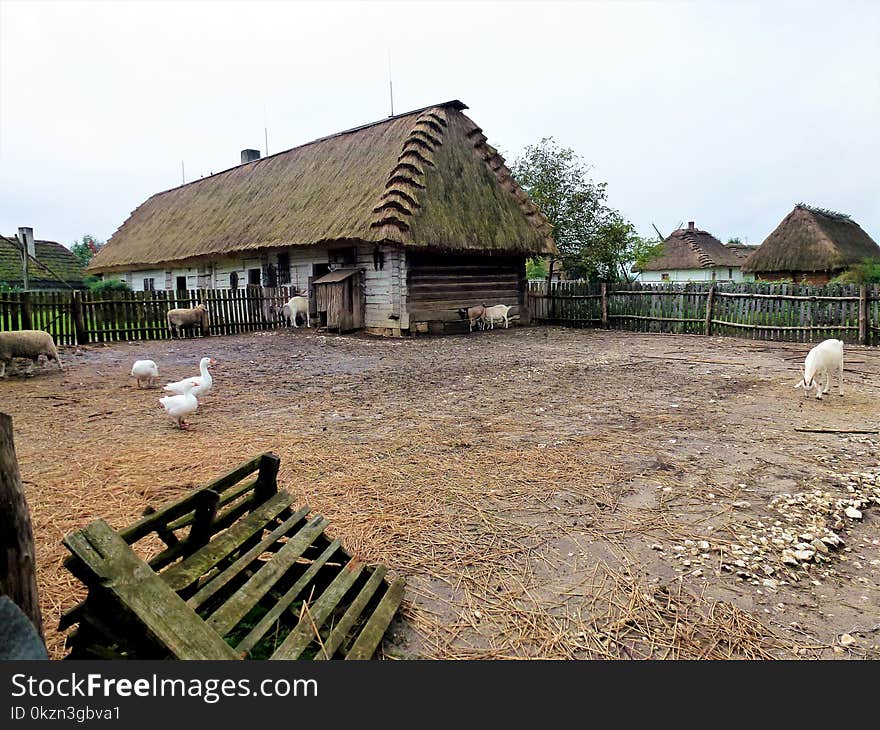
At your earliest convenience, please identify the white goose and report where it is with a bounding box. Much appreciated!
[130,359,159,388]
[159,391,199,430]
[163,357,216,398]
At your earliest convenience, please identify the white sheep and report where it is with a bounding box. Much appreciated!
[481,304,513,330]
[282,295,310,328]
[167,303,209,338]
[794,338,844,400]
[0,330,63,378]
[457,305,486,332]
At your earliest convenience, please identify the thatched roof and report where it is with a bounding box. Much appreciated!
[0,235,86,288]
[634,224,750,272]
[742,204,880,274]
[89,101,556,273]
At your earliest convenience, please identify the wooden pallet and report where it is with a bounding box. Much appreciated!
[60,453,404,660]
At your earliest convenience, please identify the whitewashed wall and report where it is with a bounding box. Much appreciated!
[356,243,406,333]
[639,267,754,283]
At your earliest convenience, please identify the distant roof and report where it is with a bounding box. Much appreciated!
[742,204,880,273]
[89,100,556,273]
[0,236,86,289]
[633,225,751,272]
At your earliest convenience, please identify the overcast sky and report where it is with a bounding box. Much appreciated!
[1,0,877,249]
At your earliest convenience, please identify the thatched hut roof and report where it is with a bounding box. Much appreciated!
[0,236,86,289]
[89,101,556,273]
[634,223,750,272]
[742,205,880,274]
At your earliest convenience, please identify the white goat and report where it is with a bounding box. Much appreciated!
[482,304,513,330]
[794,338,844,400]
[282,295,310,328]
[167,303,209,338]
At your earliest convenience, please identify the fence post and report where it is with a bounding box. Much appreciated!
[704,285,715,336]
[601,283,608,327]
[859,284,868,346]
[19,292,32,331]
[71,291,87,345]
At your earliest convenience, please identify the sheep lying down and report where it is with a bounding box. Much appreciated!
[0,330,63,378]
[794,338,844,400]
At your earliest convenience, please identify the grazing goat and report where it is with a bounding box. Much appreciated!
[0,330,62,378]
[457,305,486,332]
[167,303,209,338]
[282,295,310,328]
[794,338,844,400]
[482,304,513,330]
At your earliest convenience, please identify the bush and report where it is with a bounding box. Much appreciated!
[0,281,21,293]
[832,258,880,285]
[87,276,131,293]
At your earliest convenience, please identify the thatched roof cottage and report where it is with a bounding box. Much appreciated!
[1,229,86,290]
[88,100,556,335]
[633,222,755,283]
[743,205,880,284]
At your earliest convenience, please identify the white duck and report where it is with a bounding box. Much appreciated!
[163,357,216,398]
[130,359,159,388]
[159,391,199,430]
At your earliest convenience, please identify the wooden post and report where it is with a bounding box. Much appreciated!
[859,284,868,345]
[254,453,281,504]
[20,291,32,331]
[704,285,715,336]
[0,412,45,642]
[601,283,608,327]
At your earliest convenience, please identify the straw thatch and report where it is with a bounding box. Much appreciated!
[634,224,750,272]
[0,236,86,289]
[89,101,556,274]
[742,204,880,274]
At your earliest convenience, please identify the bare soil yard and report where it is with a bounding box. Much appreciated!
[4,326,880,659]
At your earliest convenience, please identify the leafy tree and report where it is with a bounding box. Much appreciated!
[526,257,548,280]
[726,237,743,245]
[0,281,21,293]
[70,235,104,268]
[511,138,609,282]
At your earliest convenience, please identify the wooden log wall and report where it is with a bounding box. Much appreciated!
[528,281,874,345]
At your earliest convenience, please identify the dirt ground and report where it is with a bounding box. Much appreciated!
[3,325,879,659]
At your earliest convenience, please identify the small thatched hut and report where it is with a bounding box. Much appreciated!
[88,100,556,335]
[743,205,880,284]
[633,222,755,283]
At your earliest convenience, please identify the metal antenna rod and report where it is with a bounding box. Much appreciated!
[264,104,269,156]
[181,160,185,184]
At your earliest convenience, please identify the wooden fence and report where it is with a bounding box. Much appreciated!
[0,287,300,346]
[527,281,878,345]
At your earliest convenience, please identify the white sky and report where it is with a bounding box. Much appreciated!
[1,0,878,249]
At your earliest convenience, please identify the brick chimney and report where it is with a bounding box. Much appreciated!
[687,221,695,231]
[241,149,261,164]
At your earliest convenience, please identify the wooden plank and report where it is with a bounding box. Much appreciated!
[120,489,219,544]
[63,520,238,659]
[185,507,312,609]
[344,577,405,660]
[269,557,365,660]
[166,478,259,531]
[206,515,331,636]
[235,539,342,657]
[314,566,388,660]
[161,492,299,591]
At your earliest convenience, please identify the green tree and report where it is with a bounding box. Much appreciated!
[86,276,130,293]
[511,138,609,282]
[70,234,104,267]
[832,258,880,284]
[526,257,548,280]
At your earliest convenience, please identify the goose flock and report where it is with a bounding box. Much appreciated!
[130,356,216,430]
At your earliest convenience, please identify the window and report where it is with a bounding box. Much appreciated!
[229,271,239,290]
[728,268,734,280]
[266,263,278,288]
[143,277,155,291]
[277,252,290,284]
[711,270,717,281]
[661,273,670,281]
[248,268,262,286]
[176,275,187,291]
